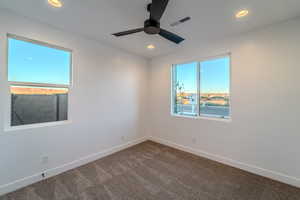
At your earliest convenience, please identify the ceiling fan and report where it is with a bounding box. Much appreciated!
[112,0,185,44]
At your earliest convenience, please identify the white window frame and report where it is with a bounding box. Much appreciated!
[4,34,73,131]
[171,53,232,121]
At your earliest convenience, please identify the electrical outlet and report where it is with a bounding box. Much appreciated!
[121,136,126,141]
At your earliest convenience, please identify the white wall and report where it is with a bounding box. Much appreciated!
[0,9,148,195]
[148,17,300,187]
[1,7,300,196]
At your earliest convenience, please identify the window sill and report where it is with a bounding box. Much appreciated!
[171,114,231,122]
[3,120,72,133]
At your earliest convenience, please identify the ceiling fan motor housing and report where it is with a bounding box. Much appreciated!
[144,19,160,34]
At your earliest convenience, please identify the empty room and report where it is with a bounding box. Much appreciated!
[0,0,300,199]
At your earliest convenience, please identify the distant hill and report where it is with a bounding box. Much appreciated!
[11,86,68,95]
[177,92,229,98]
[176,92,229,106]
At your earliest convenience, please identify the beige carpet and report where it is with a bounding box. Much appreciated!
[1,141,299,200]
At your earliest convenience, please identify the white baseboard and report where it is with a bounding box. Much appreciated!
[149,136,300,188]
[0,137,147,196]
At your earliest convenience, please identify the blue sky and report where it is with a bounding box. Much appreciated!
[8,38,228,93]
[175,57,230,93]
[175,62,198,93]
[8,38,71,85]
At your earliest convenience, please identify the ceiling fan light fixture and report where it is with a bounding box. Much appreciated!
[147,44,155,50]
[236,9,249,18]
[48,0,63,8]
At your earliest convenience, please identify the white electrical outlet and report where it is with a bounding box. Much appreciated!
[121,136,125,141]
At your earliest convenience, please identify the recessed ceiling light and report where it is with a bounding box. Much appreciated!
[235,9,249,18]
[48,0,63,8]
[147,44,155,50]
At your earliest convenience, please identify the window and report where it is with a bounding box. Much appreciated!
[172,62,198,116]
[172,55,230,119]
[7,34,72,126]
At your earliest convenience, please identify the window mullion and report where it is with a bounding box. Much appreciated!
[197,62,201,117]
[172,65,177,114]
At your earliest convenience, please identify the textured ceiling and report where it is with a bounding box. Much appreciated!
[1,0,300,58]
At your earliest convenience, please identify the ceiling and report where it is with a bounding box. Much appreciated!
[1,0,300,58]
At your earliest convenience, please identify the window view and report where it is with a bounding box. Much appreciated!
[8,35,71,126]
[200,57,230,118]
[173,62,198,116]
[172,56,230,119]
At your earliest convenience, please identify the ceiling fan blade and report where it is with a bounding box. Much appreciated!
[159,29,185,44]
[112,28,144,37]
[150,0,169,21]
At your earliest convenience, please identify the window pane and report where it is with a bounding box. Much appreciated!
[200,57,230,118]
[8,38,71,85]
[173,62,198,116]
[11,86,68,126]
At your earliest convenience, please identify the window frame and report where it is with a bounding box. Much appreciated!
[171,53,232,121]
[4,34,73,131]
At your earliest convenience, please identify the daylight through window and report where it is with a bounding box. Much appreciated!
[7,35,72,126]
[172,56,230,119]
